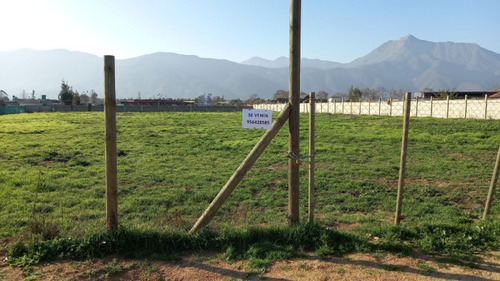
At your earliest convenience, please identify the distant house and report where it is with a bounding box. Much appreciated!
[119,99,194,106]
[328,97,343,102]
[490,91,500,99]
[420,91,499,99]
[275,95,310,104]
[16,99,42,106]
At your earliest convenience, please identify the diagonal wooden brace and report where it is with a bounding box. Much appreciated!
[189,104,291,234]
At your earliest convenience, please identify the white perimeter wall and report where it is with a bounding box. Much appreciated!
[254,98,500,120]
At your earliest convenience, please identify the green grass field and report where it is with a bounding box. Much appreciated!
[1,111,499,264]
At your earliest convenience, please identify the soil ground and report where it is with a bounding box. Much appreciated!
[1,250,499,281]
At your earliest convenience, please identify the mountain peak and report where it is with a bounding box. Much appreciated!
[400,34,418,41]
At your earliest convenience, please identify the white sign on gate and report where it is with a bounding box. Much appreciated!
[242,109,272,129]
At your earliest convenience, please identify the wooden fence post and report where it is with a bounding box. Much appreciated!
[430,96,433,117]
[308,92,316,222]
[415,96,419,117]
[485,95,488,119]
[104,55,118,230]
[394,92,411,225]
[288,0,301,225]
[379,98,381,116]
[483,146,500,219]
[446,95,450,119]
[464,95,468,119]
[389,97,393,116]
[189,105,291,233]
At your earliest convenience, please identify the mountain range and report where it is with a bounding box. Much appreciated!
[1,35,499,100]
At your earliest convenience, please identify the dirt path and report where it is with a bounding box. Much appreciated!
[1,251,499,280]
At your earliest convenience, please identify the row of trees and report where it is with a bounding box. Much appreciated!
[58,81,99,105]
[270,87,407,102]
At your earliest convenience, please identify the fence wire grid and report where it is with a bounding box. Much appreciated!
[255,97,500,120]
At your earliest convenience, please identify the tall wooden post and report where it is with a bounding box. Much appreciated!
[288,0,301,225]
[308,92,316,222]
[394,92,411,225]
[104,55,118,230]
[483,146,500,219]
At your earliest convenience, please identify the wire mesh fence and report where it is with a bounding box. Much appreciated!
[254,96,500,120]
[0,106,25,114]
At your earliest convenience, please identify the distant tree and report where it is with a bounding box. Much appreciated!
[194,94,204,104]
[376,87,389,100]
[90,90,98,104]
[195,94,208,105]
[316,91,328,101]
[72,91,81,105]
[80,93,90,104]
[228,99,243,106]
[348,87,362,101]
[58,81,74,105]
[212,95,226,106]
[245,94,259,105]
[389,89,405,100]
[206,93,213,105]
[273,89,288,100]
[332,91,348,99]
[360,87,386,100]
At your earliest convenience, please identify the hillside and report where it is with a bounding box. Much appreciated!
[1,35,499,99]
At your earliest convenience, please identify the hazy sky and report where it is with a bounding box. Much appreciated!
[1,0,499,63]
